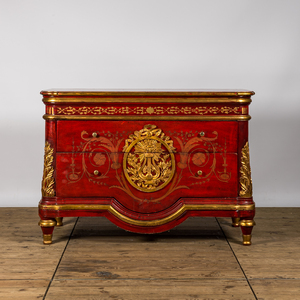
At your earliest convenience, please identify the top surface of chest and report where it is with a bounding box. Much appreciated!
[41,89,254,96]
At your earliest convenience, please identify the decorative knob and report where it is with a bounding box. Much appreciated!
[92,132,98,138]
[197,170,203,176]
[200,131,205,137]
[94,170,99,176]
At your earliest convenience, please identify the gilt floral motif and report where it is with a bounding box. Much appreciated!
[56,106,240,116]
[239,142,252,197]
[42,141,55,197]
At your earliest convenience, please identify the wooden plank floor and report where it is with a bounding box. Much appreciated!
[0,208,299,299]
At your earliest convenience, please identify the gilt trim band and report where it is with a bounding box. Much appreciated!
[39,203,255,227]
[43,114,251,121]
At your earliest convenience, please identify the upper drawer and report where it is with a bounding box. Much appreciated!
[56,120,238,153]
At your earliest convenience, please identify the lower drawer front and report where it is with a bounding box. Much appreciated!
[56,152,238,214]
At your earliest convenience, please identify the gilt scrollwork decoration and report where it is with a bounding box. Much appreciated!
[42,141,55,197]
[67,131,124,186]
[175,131,231,185]
[239,142,252,197]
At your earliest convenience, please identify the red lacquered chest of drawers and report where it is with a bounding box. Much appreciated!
[39,90,255,245]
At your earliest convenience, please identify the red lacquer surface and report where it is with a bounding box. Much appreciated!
[56,120,238,153]
[39,90,255,240]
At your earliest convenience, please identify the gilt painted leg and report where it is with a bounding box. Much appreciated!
[239,219,255,246]
[38,219,57,244]
[55,217,63,226]
[231,217,240,227]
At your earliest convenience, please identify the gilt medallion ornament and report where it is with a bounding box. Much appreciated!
[122,124,176,192]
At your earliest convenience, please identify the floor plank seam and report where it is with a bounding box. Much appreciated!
[216,218,258,300]
[43,217,79,300]
[249,278,300,281]
[52,278,248,281]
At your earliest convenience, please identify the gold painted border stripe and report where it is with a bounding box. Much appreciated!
[39,204,255,227]
[43,97,252,104]
[43,114,251,121]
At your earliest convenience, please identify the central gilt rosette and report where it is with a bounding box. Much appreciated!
[123,124,176,192]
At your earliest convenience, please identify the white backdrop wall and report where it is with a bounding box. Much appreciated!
[0,0,299,207]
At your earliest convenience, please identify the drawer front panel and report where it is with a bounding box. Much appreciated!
[56,151,238,214]
[56,120,238,153]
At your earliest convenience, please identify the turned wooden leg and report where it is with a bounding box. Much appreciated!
[38,219,57,244]
[55,217,63,226]
[231,217,240,227]
[239,219,255,246]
